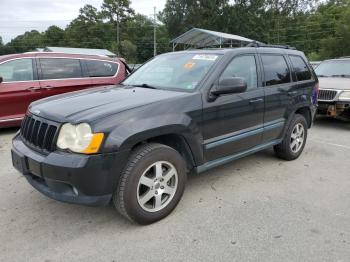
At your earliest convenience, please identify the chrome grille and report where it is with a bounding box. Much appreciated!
[20,115,58,152]
[318,89,337,101]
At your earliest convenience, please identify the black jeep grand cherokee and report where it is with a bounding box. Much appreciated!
[12,47,318,224]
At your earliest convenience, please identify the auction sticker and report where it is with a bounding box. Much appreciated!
[184,60,196,69]
[192,54,218,61]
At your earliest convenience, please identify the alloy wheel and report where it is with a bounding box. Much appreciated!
[290,123,305,153]
[137,161,178,212]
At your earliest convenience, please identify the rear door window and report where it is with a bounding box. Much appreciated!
[0,58,34,82]
[39,58,83,80]
[86,60,118,77]
[289,55,312,81]
[220,55,258,90]
[261,55,291,86]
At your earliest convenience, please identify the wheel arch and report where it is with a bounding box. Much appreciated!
[129,133,199,172]
[295,106,312,128]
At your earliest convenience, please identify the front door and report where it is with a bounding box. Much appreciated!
[0,58,42,124]
[201,54,265,162]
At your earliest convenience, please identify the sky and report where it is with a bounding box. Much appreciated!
[0,0,166,43]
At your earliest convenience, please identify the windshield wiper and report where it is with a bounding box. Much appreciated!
[330,74,350,78]
[131,83,157,89]
[317,74,329,77]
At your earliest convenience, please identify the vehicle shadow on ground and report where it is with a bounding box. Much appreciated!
[0,127,19,135]
[11,148,276,229]
[8,117,346,227]
[314,116,350,130]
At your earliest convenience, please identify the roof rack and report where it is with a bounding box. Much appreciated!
[246,41,296,50]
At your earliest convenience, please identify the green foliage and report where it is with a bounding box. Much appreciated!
[0,0,349,62]
[6,30,44,53]
[101,0,134,23]
[119,40,137,63]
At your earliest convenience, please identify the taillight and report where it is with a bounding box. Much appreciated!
[312,82,319,104]
[314,82,320,95]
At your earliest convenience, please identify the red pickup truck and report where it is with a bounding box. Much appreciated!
[0,52,127,128]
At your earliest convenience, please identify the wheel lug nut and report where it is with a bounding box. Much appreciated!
[160,186,164,189]
[155,191,158,195]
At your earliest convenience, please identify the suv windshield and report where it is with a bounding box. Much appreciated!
[123,53,221,90]
[315,60,350,77]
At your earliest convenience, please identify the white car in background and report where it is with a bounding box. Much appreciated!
[315,57,350,121]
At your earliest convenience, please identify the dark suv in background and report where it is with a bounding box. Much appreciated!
[0,52,127,128]
[315,57,350,121]
[12,47,318,224]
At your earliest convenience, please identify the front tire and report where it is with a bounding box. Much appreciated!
[274,114,308,161]
[113,143,187,224]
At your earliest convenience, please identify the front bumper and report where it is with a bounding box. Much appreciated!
[11,134,129,206]
[317,101,350,119]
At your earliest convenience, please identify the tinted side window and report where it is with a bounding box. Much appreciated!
[261,55,291,86]
[0,59,34,82]
[86,60,118,77]
[39,58,83,80]
[220,55,257,89]
[289,55,312,81]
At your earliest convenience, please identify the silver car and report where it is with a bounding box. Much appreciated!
[315,57,350,121]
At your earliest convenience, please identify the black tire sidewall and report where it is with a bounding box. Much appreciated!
[120,146,187,224]
[284,114,308,159]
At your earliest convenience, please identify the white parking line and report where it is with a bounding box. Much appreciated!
[309,138,350,150]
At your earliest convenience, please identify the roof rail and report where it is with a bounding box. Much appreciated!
[246,41,296,50]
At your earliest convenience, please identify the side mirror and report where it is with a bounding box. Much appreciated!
[210,77,247,98]
[0,76,3,84]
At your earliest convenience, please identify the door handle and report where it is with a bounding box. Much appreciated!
[249,98,264,104]
[44,85,54,90]
[27,86,41,91]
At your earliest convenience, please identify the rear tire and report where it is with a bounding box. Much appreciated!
[113,143,187,224]
[274,114,308,161]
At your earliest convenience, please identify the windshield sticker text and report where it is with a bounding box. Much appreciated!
[192,54,218,61]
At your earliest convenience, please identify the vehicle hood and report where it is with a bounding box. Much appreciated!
[29,85,188,123]
[318,77,350,90]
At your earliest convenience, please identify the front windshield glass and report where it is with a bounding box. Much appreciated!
[123,53,222,90]
[315,60,350,77]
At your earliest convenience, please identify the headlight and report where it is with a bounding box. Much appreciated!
[338,91,350,101]
[57,123,104,154]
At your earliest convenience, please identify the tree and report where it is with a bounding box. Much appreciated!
[6,30,44,53]
[1,0,349,61]
[161,0,230,39]
[119,40,137,62]
[65,4,113,49]
[43,26,67,47]
[101,0,135,53]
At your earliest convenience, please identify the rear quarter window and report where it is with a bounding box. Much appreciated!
[289,55,312,81]
[261,55,291,86]
[86,60,118,77]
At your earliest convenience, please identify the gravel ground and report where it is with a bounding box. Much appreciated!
[0,117,349,262]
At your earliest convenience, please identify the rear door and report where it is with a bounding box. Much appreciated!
[259,53,295,143]
[288,54,316,103]
[84,59,121,86]
[38,57,92,97]
[0,58,42,123]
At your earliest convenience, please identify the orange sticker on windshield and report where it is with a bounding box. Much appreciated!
[184,61,195,70]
